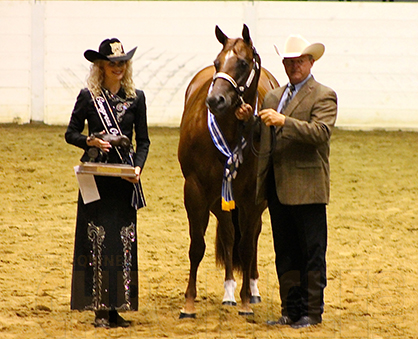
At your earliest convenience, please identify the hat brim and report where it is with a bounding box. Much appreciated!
[274,43,325,61]
[84,47,137,63]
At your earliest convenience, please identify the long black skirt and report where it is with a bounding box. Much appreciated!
[71,176,139,311]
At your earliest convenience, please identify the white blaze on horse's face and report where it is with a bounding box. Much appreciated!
[225,50,235,63]
[222,49,245,81]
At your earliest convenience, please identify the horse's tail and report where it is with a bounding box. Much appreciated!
[215,209,242,272]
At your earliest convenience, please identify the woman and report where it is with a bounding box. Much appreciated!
[65,38,150,328]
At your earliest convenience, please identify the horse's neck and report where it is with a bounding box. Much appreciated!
[216,105,255,148]
[213,84,258,147]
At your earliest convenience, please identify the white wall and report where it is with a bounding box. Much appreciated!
[0,1,32,124]
[1,1,418,129]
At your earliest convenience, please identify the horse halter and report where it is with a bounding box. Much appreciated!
[211,48,260,106]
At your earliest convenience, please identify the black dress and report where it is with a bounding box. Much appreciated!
[65,87,150,311]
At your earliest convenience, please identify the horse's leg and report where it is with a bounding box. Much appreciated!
[211,206,236,306]
[180,177,210,318]
[237,204,263,315]
[250,213,262,304]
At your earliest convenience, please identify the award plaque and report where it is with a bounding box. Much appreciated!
[77,162,136,178]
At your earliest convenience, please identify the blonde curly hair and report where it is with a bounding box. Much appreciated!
[86,60,136,98]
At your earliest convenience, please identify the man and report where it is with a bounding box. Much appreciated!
[236,34,337,328]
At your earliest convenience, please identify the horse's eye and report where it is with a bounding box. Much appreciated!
[214,60,220,71]
[238,59,249,70]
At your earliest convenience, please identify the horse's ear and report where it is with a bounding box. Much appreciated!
[215,25,228,46]
[242,24,252,45]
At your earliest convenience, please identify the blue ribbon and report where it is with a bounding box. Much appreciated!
[207,111,247,211]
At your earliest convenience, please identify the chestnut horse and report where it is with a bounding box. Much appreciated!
[178,25,279,317]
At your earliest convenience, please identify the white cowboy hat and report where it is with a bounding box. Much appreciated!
[274,34,325,61]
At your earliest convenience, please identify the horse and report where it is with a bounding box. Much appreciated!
[177,24,279,318]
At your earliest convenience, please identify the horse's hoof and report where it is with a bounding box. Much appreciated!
[179,311,196,319]
[222,301,237,306]
[238,310,254,316]
[250,296,261,304]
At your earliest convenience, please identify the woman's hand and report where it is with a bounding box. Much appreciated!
[123,166,141,184]
[86,132,112,153]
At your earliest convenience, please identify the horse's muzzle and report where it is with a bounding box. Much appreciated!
[206,92,241,117]
[206,92,228,115]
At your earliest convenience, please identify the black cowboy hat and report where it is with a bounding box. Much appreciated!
[84,38,137,62]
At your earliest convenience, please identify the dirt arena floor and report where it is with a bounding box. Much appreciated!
[0,123,417,339]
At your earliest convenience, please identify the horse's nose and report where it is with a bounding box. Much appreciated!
[206,94,227,114]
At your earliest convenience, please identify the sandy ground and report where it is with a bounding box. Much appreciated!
[0,124,417,339]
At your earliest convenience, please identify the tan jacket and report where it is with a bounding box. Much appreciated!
[256,76,337,205]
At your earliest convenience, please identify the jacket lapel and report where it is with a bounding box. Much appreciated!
[283,77,316,117]
[266,87,284,111]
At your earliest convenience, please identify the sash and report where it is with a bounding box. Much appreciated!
[90,89,145,210]
[207,111,247,211]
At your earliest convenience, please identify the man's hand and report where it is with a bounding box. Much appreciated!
[235,103,253,121]
[259,108,286,127]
